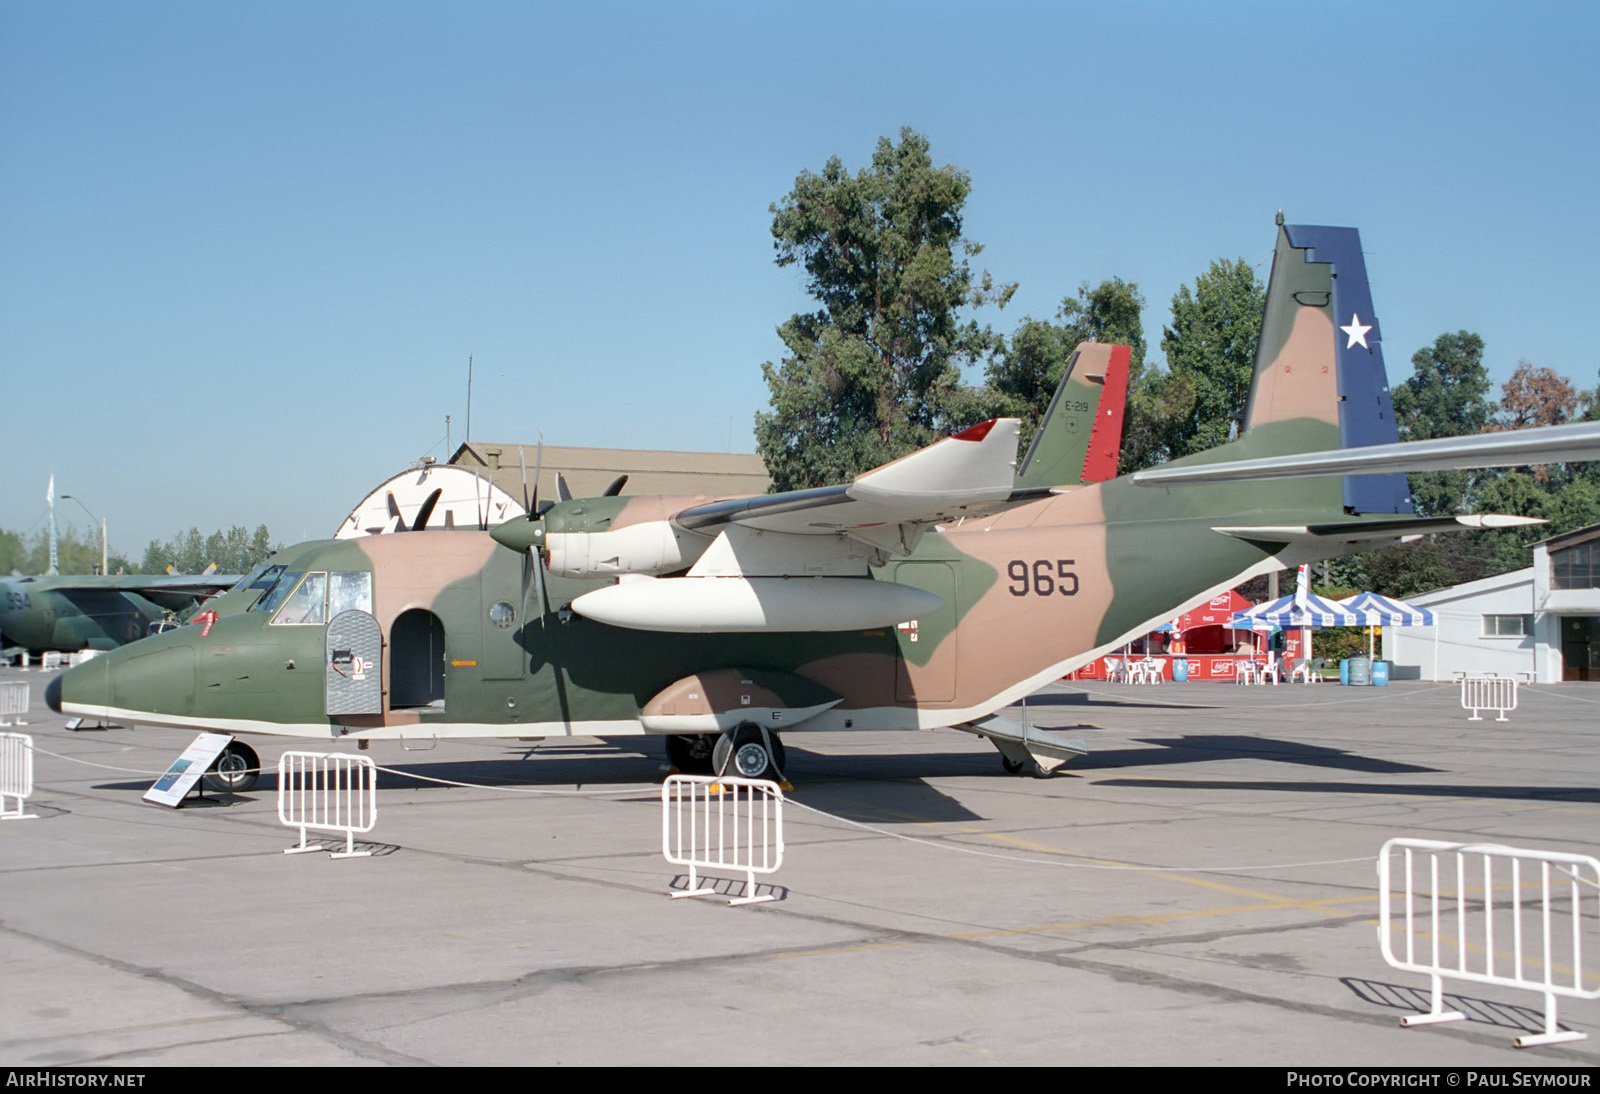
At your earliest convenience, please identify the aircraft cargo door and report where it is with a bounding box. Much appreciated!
[890,561,957,703]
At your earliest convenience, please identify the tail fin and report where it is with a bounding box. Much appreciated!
[1014,342,1131,489]
[1243,220,1411,514]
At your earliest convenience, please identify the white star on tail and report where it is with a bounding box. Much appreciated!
[1341,313,1372,349]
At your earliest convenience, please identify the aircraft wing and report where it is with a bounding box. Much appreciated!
[81,573,242,612]
[1131,421,1600,487]
[673,418,1034,555]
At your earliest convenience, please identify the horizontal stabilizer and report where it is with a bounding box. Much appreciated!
[957,714,1088,773]
[1133,421,1600,488]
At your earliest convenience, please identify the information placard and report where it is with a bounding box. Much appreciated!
[143,732,233,807]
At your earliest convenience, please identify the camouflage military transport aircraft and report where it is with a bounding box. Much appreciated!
[46,222,1600,790]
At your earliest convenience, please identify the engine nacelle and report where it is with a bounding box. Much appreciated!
[544,519,710,578]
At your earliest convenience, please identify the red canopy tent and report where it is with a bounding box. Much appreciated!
[1073,588,1268,681]
[1172,589,1260,655]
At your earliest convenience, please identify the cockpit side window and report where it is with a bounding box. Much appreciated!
[252,570,303,615]
[247,564,286,591]
[269,572,327,625]
[328,572,373,617]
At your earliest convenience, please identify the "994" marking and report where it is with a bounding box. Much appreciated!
[1007,559,1079,597]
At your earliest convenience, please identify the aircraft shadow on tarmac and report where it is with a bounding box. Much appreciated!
[1096,776,1600,803]
[90,733,1457,824]
[1070,734,1438,774]
[1342,977,1568,1038]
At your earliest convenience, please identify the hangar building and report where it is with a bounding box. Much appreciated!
[1385,523,1600,683]
[449,442,770,502]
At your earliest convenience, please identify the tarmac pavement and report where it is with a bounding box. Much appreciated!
[1,666,1597,1067]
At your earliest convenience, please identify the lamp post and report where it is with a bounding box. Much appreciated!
[60,494,107,575]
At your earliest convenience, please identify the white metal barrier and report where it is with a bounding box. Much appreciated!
[40,651,62,672]
[0,681,28,727]
[1,732,37,820]
[662,774,784,905]
[1378,837,1600,1047]
[1461,674,1518,721]
[277,751,377,858]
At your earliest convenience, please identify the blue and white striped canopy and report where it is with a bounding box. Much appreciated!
[1229,593,1362,630]
[1336,592,1435,626]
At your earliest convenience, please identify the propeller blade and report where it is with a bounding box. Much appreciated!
[518,446,531,514]
[412,488,442,532]
[602,474,629,497]
[386,490,404,530]
[533,540,548,627]
[530,432,545,519]
[557,472,572,503]
[518,522,549,629]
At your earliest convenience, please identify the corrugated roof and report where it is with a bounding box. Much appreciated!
[449,442,770,502]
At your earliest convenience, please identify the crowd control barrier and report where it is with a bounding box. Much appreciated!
[662,774,784,905]
[0,681,28,726]
[1,732,37,820]
[1378,837,1600,1047]
[1461,674,1519,721]
[277,751,377,858]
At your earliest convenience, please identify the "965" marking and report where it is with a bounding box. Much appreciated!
[1007,560,1079,597]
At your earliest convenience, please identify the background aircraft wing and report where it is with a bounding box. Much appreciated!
[85,572,242,612]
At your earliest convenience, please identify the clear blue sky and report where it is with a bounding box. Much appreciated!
[3,1,1596,556]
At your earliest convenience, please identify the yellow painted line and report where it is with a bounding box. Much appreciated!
[949,825,1351,918]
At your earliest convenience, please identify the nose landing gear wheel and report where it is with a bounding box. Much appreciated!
[712,724,786,782]
[204,741,261,793]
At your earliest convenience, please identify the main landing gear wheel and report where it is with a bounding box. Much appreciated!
[1001,756,1026,775]
[666,734,716,774]
[713,724,786,782]
[204,741,260,793]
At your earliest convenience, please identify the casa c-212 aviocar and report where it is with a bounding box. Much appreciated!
[47,220,1600,790]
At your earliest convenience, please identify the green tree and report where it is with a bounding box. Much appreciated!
[1123,258,1264,470]
[755,128,1014,491]
[1391,331,1495,515]
[141,525,275,574]
[0,528,25,574]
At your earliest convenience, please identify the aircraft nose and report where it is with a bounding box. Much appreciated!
[44,656,111,716]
